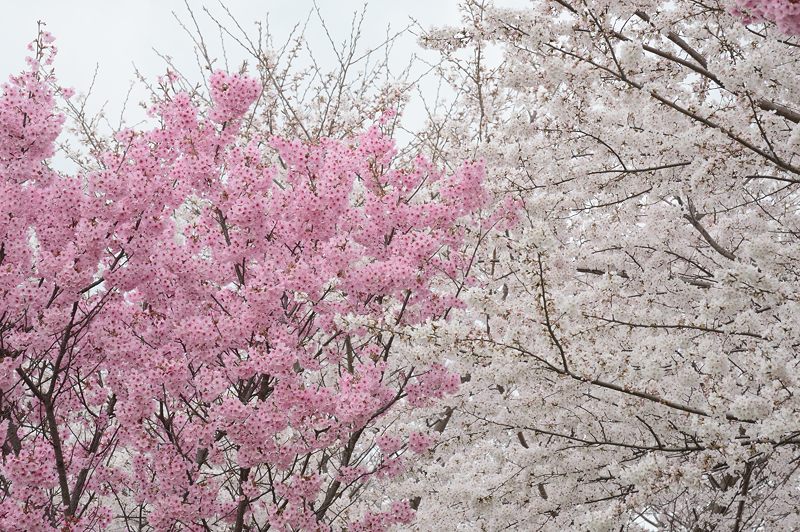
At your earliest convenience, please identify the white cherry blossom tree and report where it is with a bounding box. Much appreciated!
[396,0,800,529]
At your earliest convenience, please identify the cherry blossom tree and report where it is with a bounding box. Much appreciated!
[394,0,800,530]
[0,27,498,531]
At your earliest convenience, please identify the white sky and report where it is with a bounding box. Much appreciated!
[0,1,484,129]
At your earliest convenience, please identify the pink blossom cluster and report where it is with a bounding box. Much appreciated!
[209,70,262,123]
[0,34,63,185]
[731,0,800,35]
[405,363,462,406]
[407,431,434,454]
[348,500,415,532]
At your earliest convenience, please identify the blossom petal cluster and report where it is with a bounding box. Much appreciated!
[730,0,800,35]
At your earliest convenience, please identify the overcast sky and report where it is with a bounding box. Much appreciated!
[2,1,530,134]
[1,1,465,78]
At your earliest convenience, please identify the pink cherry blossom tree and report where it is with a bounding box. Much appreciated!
[731,0,800,36]
[0,27,498,531]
